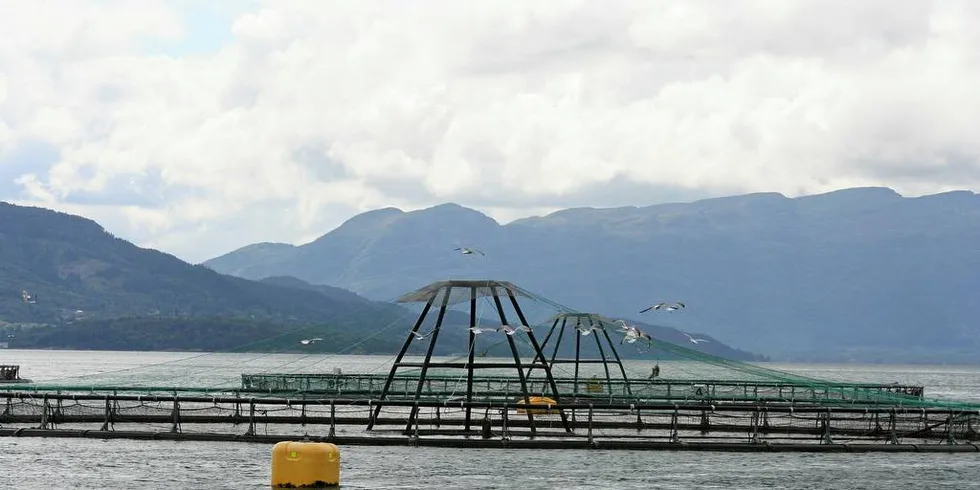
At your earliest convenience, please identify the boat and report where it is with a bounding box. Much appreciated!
[0,365,32,384]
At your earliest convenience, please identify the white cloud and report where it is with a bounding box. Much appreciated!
[1,0,979,262]
[0,75,13,155]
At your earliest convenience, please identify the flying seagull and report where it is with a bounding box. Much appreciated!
[639,302,668,313]
[468,326,497,334]
[455,247,485,256]
[577,324,601,336]
[623,329,652,345]
[641,301,685,313]
[299,338,323,345]
[616,320,652,344]
[682,333,708,345]
[499,324,531,335]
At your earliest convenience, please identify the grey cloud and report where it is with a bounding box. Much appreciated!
[292,145,350,182]
[0,140,58,198]
[4,1,980,263]
[361,172,725,215]
[852,152,980,187]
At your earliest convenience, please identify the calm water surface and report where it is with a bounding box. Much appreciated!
[2,349,980,489]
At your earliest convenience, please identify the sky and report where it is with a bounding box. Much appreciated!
[1,1,979,263]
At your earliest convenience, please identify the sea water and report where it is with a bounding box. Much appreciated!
[2,349,980,489]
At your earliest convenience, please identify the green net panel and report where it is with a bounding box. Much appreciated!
[3,279,978,412]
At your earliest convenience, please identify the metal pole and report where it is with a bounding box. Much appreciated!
[492,287,536,438]
[404,287,453,433]
[507,293,572,433]
[465,286,477,433]
[601,328,633,398]
[367,297,435,430]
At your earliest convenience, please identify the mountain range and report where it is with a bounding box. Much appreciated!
[0,201,758,360]
[205,187,980,363]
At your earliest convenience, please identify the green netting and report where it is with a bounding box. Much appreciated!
[4,279,978,412]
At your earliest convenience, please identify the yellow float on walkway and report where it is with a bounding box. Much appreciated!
[516,396,558,415]
[271,441,340,488]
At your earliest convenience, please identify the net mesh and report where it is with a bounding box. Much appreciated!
[3,279,978,412]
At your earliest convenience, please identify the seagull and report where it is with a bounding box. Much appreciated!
[468,326,497,334]
[682,333,708,344]
[577,325,601,336]
[641,301,685,313]
[499,324,531,335]
[299,338,323,345]
[455,247,485,256]
[616,320,652,344]
[623,329,652,344]
[639,302,668,313]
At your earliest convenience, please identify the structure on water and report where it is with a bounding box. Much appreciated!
[1,279,978,451]
[532,312,633,399]
[365,280,571,435]
[0,365,31,384]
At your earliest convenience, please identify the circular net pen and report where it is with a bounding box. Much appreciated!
[4,279,980,449]
[365,279,572,436]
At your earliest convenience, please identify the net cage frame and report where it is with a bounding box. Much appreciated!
[6,278,978,424]
[370,279,572,435]
[526,312,635,399]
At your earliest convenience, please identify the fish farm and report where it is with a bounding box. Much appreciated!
[2,279,979,452]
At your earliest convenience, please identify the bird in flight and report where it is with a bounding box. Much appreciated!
[498,324,531,335]
[640,301,685,313]
[682,332,708,345]
[639,302,667,313]
[616,320,652,344]
[577,324,601,336]
[468,326,497,334]
[455,247,485,256]
[299,338,323,345]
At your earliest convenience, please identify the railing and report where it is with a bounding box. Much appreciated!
[0,391,976,449]
[240,373,926,404]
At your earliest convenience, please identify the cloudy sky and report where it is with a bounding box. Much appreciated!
[1,1,978,263]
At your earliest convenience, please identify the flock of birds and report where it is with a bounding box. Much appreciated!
[298,246,711,349]
[411,324,532,340]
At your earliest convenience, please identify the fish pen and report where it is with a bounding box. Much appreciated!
[1,391,979,451]
[239,373,927,405]
[2,279,979,452]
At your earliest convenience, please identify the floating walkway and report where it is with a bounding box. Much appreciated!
[1,391,978,452]
[3,427,979,453]
[3,279,978,452]
[240,372,927,404]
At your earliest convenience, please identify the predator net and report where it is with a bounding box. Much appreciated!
[2,279,977,412]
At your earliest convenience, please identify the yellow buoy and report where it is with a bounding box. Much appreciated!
[516,396,558,415]
[271,441,340,488]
